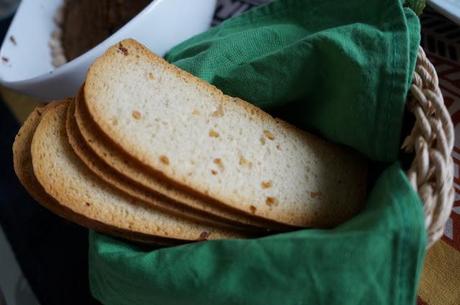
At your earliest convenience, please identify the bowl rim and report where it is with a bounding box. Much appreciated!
[0,0,164,85]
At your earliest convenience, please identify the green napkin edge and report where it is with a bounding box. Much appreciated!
[165,1,421,162]
[88,163,426,305]
[373,7,420,160]
[406,0,426,15]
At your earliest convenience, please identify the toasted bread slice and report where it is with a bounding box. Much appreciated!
[85,39,367,227]
[66,99,259,232]
[31,102,246,241]
[12,101,177,244]
[75,89,285,230]
[13,101,64,209]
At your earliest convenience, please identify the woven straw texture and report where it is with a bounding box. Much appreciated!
[403,47,455,248]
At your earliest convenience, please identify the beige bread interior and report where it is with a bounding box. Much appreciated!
[84,39,368,227]
[75,89,285,230]
[66,99,260,233]
[13,102,64,209]
[30,102,247,241]
[12,101,179,244]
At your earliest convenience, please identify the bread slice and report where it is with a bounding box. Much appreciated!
[12,101,178,244]
[13,101,64,209]
[75,89,285,230]
[66,99,259,232]
[31,102,247,241]
[85,39,367,227]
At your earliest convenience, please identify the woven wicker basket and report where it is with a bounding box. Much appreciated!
[403,47,455,248]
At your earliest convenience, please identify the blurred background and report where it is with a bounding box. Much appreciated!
[0,1,459,305]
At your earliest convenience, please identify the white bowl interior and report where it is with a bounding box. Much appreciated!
[0,0,216,99]
[0,0,62,82]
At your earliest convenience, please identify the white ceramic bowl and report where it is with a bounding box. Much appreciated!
[0,0,216,100]
[428,0,460,25]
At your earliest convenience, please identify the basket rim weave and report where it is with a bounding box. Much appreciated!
[402,46,455,248]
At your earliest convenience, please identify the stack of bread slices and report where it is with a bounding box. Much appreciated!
[13,39,367,244]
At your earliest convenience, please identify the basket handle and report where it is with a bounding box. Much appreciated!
[402,46,455,248]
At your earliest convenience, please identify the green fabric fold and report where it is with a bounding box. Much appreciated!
[166,0,420,162]
[89,164,426,305]
[89,0,426,304]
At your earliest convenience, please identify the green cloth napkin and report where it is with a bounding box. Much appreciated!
[166,0,420,162]
[90,164,425,305]
[89,0,426,304]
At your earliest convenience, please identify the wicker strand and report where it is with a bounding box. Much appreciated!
[402,47,455,248]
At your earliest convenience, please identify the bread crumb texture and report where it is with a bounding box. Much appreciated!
[30,103,244,240]
[84,39,367,227]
